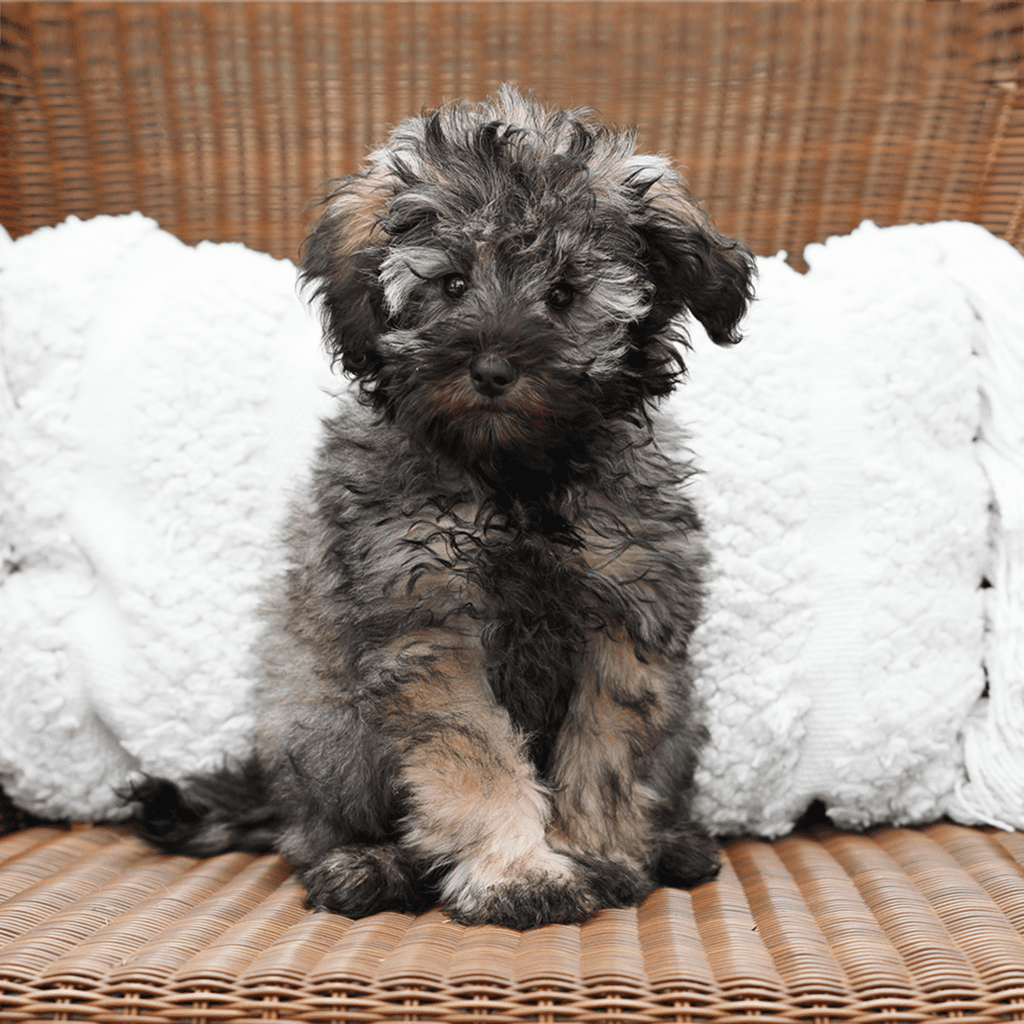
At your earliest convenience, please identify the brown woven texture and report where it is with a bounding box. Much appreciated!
[1,2,1022,270]
[0,823,1020,1022]
[3,4,1024,1020]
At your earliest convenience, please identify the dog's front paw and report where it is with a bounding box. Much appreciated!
[301,843,435,917]
[443,850,654,928]
[445,863,598,928]
[577,855,656,908]
[655,822,721,888]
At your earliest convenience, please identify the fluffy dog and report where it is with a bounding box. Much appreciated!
[132,87,755,929]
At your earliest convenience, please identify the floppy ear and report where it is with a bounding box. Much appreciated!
[627,160,756,347]
[300,168,392,382]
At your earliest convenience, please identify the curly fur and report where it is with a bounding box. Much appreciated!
[130,86,756,929]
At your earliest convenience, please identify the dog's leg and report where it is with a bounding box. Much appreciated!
[365,626,611,928]
[546,626,719,894]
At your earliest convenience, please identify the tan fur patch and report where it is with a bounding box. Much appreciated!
[324,165,391,256]
[546,626,670,866]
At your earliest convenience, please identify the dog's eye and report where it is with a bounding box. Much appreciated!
[545,282,576,310]
[442,273,468,300]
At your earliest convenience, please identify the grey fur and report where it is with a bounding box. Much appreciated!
[130,87,755,929]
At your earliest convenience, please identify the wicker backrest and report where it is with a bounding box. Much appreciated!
[3,8,1024,1018]
[2,2,1022,270]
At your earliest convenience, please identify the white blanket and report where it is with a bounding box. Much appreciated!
[1,213,1022,835]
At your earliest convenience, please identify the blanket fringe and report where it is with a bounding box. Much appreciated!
[946,224,1024,831]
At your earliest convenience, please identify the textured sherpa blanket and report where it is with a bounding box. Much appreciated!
[0,214,336,818]
[678,221,1024,835]
[1,213,1022,836]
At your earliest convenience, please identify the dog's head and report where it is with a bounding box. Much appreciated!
[302,86,754,478]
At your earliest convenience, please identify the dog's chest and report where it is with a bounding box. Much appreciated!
[346,478,684,764]
[400,505,605,628]
[404,510,616,762]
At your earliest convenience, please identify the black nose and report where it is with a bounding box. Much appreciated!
[470,353,518,398]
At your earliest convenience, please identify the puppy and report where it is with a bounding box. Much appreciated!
[132,87,755,929]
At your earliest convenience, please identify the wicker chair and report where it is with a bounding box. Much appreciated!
[2,3,1024,1020]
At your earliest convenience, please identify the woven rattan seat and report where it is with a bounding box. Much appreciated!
[2,3,1023,1020]
[0,822,1023,1020]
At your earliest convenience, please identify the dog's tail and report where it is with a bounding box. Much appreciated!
[125,755,281,857]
